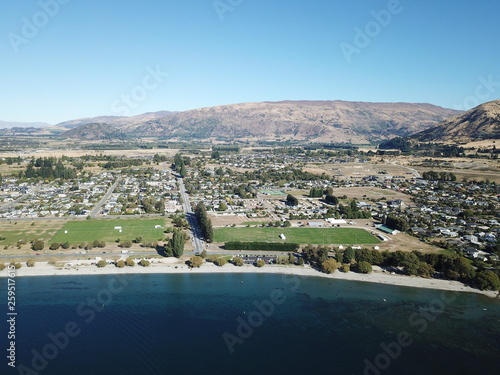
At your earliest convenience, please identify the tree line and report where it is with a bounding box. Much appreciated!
[195,202,213,242]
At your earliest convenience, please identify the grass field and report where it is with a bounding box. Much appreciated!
[50,218,167,244]
[214,227,381,245]
[0,220,65,246]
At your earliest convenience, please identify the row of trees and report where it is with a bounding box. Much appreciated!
[195,202,214,242]
[173,153,189,177]
[300,244,500,291]
[23,158,77,180]
[422,170,457,181]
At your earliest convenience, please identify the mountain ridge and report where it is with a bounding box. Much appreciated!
[409,99,500,143]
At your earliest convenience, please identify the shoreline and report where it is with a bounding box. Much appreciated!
[2,259,499,299]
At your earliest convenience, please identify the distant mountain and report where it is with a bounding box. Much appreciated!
[0,120,50,129]
[61,123,129,141]
[124,101,461,143]
[3,101,462,143]
[410,100,500,143]
[56,111,176,129]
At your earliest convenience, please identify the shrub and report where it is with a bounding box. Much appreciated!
[61,241,71,249]
[232,257,244,267]
[342,264,351,273]
[255,259,265,267]
[116,260,126,268]
[26,260,35,267]
[139,259,150,267]
[96,260,107,268]
[0,263,6,271]
[189,256,204,268]
[49,242,60,251]
[10,262,22,270]
[120,241,133,248]
[125,258,135,267]
[214,257,227,267]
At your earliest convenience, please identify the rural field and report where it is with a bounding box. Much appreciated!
[214,227,381,245]
[50,218,167,244]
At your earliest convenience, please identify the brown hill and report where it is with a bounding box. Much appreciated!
[127,101,460,143]
[61,123,129,141]
[410,100,500,143]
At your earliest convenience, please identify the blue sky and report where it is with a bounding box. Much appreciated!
[1,0,499,124]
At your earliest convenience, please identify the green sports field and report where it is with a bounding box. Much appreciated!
[214,227,381,245]
[50,218,167,244]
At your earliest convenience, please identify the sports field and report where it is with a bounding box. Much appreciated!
[50,218,167,244]
[214,227,381,245]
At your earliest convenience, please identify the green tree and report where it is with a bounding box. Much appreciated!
[49,242,60,251]
[96,260,107,268]
[170,229,186,258]
[180,164,187,178]
[116,260,126,268]
[321,258,338,274]
[286,194,299,206]
[255,259,265,267]
[31,240,45,251]
[139,259,151,267]
[356,261,372,274]
[475,271,500,291]
[26,260,35,267]
[343,247,355,264]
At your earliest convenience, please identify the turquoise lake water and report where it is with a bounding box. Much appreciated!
[2,273,499,375]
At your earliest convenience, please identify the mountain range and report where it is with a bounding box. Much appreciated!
[51,100,461,143]
[4,99,497,144]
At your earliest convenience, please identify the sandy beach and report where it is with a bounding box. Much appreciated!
[2,257,498,299]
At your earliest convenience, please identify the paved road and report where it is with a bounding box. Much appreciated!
[90,178,121,218]
[177,177,204,255]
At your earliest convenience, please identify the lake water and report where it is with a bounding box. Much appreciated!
[2,273,500,375]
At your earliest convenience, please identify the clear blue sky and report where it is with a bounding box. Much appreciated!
[1,0,499,124]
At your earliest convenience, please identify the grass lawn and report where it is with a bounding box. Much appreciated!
[214,227,381,245]
[50,218,167,244]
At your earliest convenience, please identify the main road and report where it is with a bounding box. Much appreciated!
[177,177,204,255]
[90,178,121,218]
